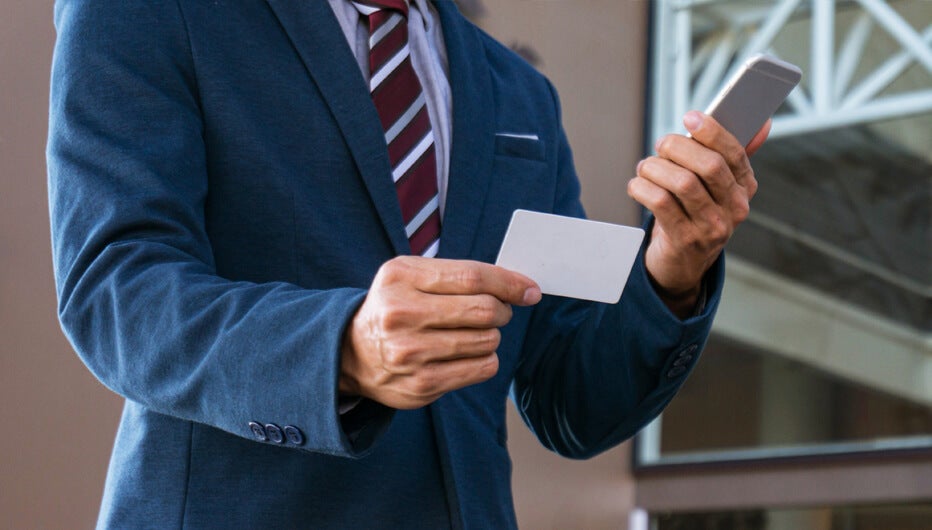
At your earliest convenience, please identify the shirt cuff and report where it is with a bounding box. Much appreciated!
[338,395,363,415]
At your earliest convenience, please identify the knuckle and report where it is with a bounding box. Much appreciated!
[682,230,701,251]
[654,135,671,155]
[377,257,410,284]
[376,302,410,331]
[729,145,748,166]
[471,295,511,326]
[480,354,500,379]
[707,217,731,246]
[483,329,502,352]
[672,172,699,197]
[500,303,513,324]
[733,198,750,223]
[457,265,483,292]
[654,192,678,212]
[380,343,409,369]
[699,154,727,177]
[410,374,438,398]
[745,174,759,197]
[640,157,661,176]
[472,296,499,324]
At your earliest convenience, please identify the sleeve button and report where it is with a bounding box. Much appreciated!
[283,425,305,446]
[248,421,268,442]
[667,365,688,378]
[673,355,694,367]
[265,423,284,444]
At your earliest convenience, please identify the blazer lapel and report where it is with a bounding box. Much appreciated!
[433,1,496,260]
[265,0,410,256]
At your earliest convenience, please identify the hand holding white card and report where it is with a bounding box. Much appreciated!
[495,210,645,304]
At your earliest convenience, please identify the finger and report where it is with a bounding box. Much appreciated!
[745,119,771,157]
[423,293,513,329]
[367,288,513,337]
[376,327,501,375]
[635,156,715,219]
[411,328,503,363]
[385,257,541,306]
[652,135,736,206]
[683,111,754,187]
[627,172,691,227]
[415,352,500,397]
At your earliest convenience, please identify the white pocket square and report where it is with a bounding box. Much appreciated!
[495,132,539,141]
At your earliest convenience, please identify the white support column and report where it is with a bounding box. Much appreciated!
[812,0,835,113]
[629,508,651,530]
[673,4,693,130]
[650,0,676,149]
[637,416,663,464]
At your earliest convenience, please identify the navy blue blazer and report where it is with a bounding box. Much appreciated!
[48,1,723,528]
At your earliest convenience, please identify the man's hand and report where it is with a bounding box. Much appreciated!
[340,256,542,410]
[628,111,770,317]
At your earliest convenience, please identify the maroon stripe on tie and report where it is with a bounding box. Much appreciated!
[395,146,437,222]
[372,59,421,129]
[387,107,430,165]
[356,0,408,14]
[408,209,441,255]
[367,10,393,32]
[369,23,407,73]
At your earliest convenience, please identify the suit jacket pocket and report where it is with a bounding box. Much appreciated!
[494,133,545,161]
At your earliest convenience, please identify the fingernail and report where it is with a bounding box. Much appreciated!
[523,287,542,305]
[683,111,703,132]
[653,137,663,153]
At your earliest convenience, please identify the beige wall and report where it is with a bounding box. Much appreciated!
[1,2,125,528]
[474,2,649,528]
[476,0,648,227]
[0,1,647,528]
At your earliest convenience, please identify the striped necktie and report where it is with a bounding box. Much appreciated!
[352,0,441,257]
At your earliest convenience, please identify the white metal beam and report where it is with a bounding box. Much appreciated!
[652,0,932,139]
[857,0,932,71]
[774,89,932,137]
[841,24,932,109]
[834,12,874,101]
[714,257,932,407]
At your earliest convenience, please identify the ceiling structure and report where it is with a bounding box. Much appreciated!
[648,0,931,406]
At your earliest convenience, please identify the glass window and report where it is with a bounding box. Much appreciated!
[653,335,932,461]
[641,0,932,467]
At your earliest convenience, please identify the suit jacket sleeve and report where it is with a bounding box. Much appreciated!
[48,0,387,458]
[510,80,725,459]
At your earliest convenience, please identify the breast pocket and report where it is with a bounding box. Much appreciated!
[493,133,545,161]
[472,134,555,262]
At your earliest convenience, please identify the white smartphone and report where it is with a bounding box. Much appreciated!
[703,54,802,146]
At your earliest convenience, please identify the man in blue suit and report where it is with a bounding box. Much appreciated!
[48,1,767,528]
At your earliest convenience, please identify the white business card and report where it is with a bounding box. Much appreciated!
[495,210,645,304]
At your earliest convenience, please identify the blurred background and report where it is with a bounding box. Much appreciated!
[1,0,929,528]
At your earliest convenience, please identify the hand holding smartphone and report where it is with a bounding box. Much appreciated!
[702,54,802,146]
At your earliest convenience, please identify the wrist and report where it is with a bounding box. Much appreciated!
[647,272,701,319]
[339,325,363,397]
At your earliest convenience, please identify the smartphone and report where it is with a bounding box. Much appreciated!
[703,54,802,146]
